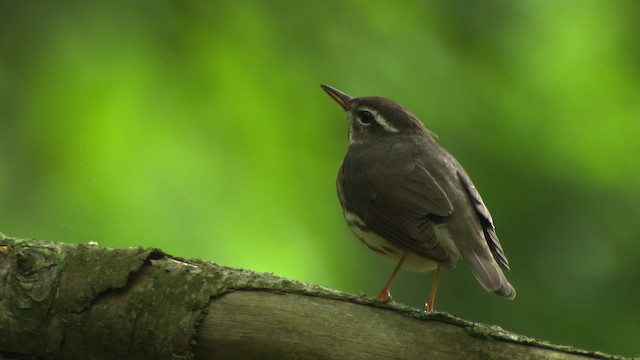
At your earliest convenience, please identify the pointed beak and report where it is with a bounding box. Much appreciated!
[320,84,352,111]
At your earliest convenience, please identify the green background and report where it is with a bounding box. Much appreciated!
[1,1,638,357]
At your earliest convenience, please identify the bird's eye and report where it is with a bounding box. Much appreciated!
[358,110,375,125]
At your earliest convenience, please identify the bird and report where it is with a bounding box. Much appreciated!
[321,84,515,312]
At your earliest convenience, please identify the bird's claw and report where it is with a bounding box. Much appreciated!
[375,289,393,303]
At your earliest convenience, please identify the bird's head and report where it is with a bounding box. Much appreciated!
[321,85,430,145]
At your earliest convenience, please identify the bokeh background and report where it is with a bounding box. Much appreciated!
[1,1,639,356]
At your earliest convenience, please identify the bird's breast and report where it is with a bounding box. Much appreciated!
[343,210,442,272]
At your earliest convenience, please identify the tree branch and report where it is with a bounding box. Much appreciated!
[0,234,624,360]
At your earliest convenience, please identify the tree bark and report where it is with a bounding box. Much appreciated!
[0,234,625,360]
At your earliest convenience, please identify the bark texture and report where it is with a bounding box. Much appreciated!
[0,234,625,360]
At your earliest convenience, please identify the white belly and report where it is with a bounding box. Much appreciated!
[345,211,457,272]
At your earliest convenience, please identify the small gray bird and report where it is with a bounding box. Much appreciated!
[321,85,515,311]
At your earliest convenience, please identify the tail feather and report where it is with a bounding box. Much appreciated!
[466,251,516,299]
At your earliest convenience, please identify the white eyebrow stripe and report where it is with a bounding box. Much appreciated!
[361,107,399,133]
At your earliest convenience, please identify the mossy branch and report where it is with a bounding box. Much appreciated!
[0,234,624,360]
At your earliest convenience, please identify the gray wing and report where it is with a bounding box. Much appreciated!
[457,171,509,270]
[353,163,456,267]
[457,170,515,298]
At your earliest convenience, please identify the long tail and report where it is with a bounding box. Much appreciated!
[465,250,516,299]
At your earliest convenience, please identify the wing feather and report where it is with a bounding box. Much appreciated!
[356,164,455,266]
[457,171,510,270]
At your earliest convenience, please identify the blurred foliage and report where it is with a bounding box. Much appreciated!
[1,0,639,356]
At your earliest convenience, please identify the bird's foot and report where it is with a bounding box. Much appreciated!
[375,289,392,303]
[423,301,434,313]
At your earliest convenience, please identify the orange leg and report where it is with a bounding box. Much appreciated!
[424,264,442,312]
[375,254,407,302]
